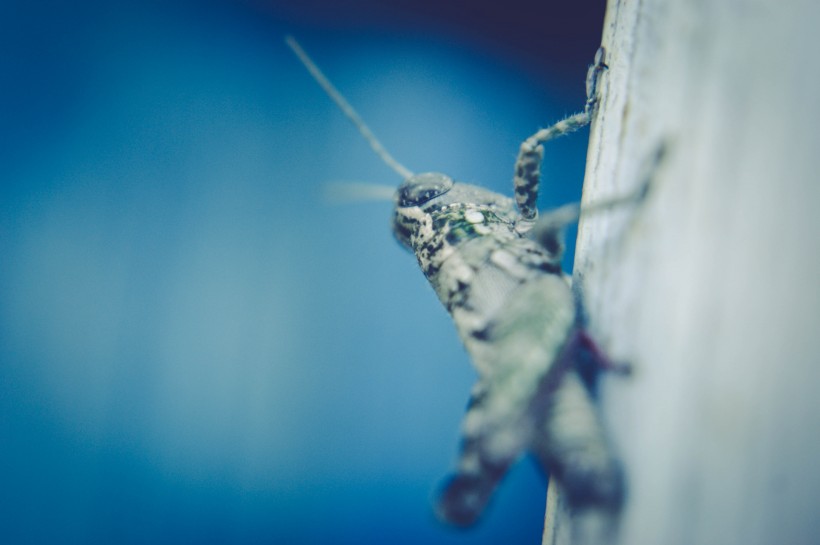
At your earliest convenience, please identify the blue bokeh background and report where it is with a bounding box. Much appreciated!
[0,1,602,543]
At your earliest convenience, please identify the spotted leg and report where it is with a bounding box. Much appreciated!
[531,368,625,544]
[513,48,608,221]
[435,381,523,527]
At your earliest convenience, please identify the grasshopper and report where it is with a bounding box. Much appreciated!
[286,37,628,533]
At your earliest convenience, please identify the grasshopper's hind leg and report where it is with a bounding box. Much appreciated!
[531,369,624,543]
[435,381,526,527]
[436,276,579,527]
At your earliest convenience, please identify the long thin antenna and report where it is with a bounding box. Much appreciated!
[285,36,414,180]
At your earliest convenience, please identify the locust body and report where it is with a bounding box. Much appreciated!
[286,37,625,535]
[394,171,624,527]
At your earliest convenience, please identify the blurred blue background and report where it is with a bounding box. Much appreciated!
[0,1,604,543]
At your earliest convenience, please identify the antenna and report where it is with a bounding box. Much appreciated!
[285,36,415,180]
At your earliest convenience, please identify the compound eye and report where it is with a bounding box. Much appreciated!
[397,172,454,207]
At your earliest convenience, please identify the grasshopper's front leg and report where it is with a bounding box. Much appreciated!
[513,48,608,222]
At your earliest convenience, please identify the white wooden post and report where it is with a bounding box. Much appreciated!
[545,0,820,543]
